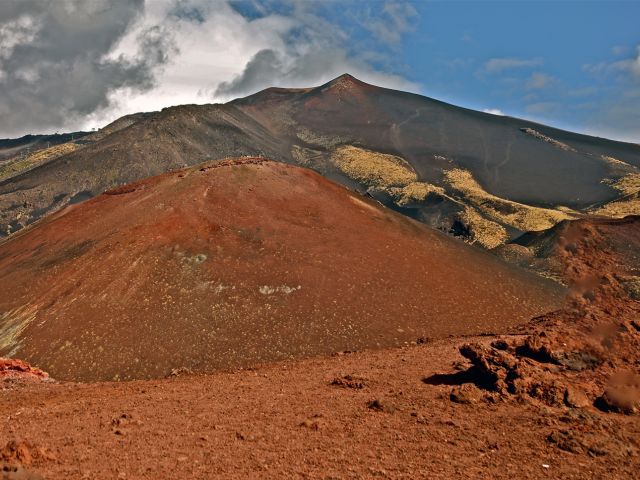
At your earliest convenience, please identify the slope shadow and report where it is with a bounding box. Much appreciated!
[423,364,504,391]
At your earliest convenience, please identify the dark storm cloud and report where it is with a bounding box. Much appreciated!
[214,1,419,99]
[0,0,174,137]
[0,0,419,137]
[215,49,283,97]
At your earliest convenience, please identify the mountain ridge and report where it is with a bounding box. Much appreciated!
[0,73,638,248]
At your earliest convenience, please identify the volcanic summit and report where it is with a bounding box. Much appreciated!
[2,74,639,251]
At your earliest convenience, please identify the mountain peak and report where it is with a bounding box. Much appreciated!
[327,73,365,86]
[335,73,357,81]
[319,73,372,94]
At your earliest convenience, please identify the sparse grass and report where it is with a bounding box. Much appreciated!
[389,181,446,206]
[332,145,417,188]
[604,172,640,195]
[600,155,637,177]
[601,155,632,168]
[444,168,575,232]
[459,206,509,249]
[593,173,640,218]
[332,147,577,248]
[0,306,37,356]
[332,145,447,207]
[591,196,640,218]
[297,128,346,149]
[520,128,575,152]
[0,143,77,180]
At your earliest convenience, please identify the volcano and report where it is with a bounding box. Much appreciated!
[1,74,638,249]
[0,158,562,381]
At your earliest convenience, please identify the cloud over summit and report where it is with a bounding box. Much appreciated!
[0,0,419,137]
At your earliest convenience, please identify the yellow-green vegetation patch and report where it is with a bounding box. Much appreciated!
[332,145,417,188]
[459,206,509,249]
[444,168,575,232]
[600,155,637,177]
[0,305,38,356]
[601,155,633,168]
[556,205,578,215]
[332,145,448,207]
[297,128,346,149]
[520,128,575,152]
[0,143,77,180]
[593,172,640,218]
[591,195,640,218]
[388,181,446,206]
[603,172,640,195]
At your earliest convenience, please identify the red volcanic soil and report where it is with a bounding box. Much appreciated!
[1,336,638,479]
[507,215,640,290]
[0,358,48,382]
[0,158,562,381]
[1,208,638,479]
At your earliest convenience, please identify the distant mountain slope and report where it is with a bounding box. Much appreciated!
[0,158,563,381]
[1,74,638,246]
[0,113,155,183]
[232,75,640,206]
[0,131,89,160]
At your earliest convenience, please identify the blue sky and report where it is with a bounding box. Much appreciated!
[1,0,638,141]
[227,0,640,142]
[396,1,640,141]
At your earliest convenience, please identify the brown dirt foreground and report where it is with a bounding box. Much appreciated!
[1,335,638,480]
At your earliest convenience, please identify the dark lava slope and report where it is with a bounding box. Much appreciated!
[1,74,638,241]
[0,158,563,381]
[231,75,640,206]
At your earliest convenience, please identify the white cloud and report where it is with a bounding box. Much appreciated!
[0,1,419,137]
[581,45,640,143]
[629,45,640,77]
[206,0,420,101]
[525,102,557,115]
[612,45,630,56]
[483,57,543,73]
[98,0,295,118]
[526,72,554,90]
[212,46,418,101]
[103,0,419,125]
[358,1,418,46]
[583,45,640,79]
[482,108,504,116]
